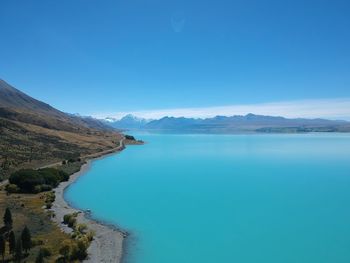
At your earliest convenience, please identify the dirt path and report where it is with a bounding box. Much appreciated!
[40,138,125,169]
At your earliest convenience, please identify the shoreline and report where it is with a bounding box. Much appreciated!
[51,148,127,263]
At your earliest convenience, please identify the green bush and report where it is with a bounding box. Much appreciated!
[41,184,53,192]
[9,168,69,193]
[39,168,69,186]
[86,230,94,242]
[125,134,135,140]
[44,191,56,203]
[76,224,87,234]
[31,239,44,246]
[68,217,77,228]
[70,240,88,260]
[39,246,52,257]
[9,169,44,192]
[59,240,71,261]
[5,184,20,193]
[63,214,73,225]
[34,185,42,193]
[34,184,53,194]
[45,201,52,209]
[63,213,77,228]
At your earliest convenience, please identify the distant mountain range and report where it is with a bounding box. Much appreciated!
[105,114,150,129]
[0,79,122,179]
[104,113,350,133]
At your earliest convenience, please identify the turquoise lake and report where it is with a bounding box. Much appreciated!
[65,133,350,263]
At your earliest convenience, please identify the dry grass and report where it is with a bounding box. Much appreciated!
[0,188,71,262]
[18,121,122,150]
[0,116,123,180]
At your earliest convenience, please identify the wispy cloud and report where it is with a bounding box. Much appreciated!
[93,98,350,121]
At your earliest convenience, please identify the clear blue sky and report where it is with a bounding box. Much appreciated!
[1,0,350,118]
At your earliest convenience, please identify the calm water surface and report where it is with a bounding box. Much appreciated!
[65,134,350,263]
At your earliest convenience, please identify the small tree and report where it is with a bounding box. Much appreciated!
[14,239,22,262]
[75,240,88,260]
[8,231,16,256]
[5,184,20,193]
[59,240,71,261]
[21,226,31,253]
[3,208,13,229]
[0,235,5,263]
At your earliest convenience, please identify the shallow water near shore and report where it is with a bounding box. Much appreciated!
[65,133,350,263]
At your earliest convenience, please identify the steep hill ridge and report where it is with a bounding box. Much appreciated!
[0,79,114,132]
[0,79,122,179]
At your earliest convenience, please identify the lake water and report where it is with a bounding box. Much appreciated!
[65,133,350,263]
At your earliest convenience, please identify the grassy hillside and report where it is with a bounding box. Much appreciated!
[0,79,123,180]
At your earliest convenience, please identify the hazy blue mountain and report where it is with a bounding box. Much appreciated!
[106,114,150,129]
[145,117,201,129]
[109,113,350,133]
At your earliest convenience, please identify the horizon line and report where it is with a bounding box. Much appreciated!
[91,98,350,121]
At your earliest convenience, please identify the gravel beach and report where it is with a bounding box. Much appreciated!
[51,155,126,263]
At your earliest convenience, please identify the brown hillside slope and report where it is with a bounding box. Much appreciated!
[0,79,122,179]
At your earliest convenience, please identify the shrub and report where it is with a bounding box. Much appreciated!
[41,184,53,192]
[39,246,52,257]
[5,184,20,193]
[45,201,52,209]
[39,168,69,186]
[76,224,87,234]
[71,232,78,239]
[70,240,88,260]
[59,170,69,181]
[68,217,77,228]
[44,191,55,209]
[63,213,77,228]
[9,169,44,192]
[35,246,52,263]
[45,191,56,203]
[125,134,135,140]
[47,211,55,218]
[34,185,42,193]
[69,243,79,259]
[68,158,82,163]
[86,230,94,242]
[9,168,69,193]
[31,239,44,246]
[63,214,73,225]
[59,240,71,261]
